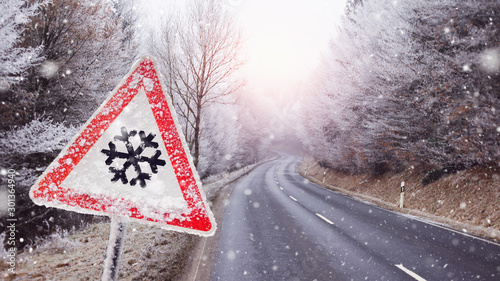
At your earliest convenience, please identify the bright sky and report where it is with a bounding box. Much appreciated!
[234,0,347,89]
[140,0,347,90]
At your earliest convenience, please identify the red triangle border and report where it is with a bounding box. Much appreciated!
[30,57,215,236]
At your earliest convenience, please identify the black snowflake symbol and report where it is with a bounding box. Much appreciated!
[101,127,166,188]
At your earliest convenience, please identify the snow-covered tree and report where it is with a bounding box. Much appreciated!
[234,89,275,163]
[154,0,245,168]
[0,0,45,128]
[21,0,137,124]
[197,103,241,177]
[0,0,43,88]
[111,0,140,49]
[406,0,500,169]
[297,0,419,173]
[297,0,500,174]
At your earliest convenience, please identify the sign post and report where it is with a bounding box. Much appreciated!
[30,57,216,279]
[400,181,405,208]
[101,217,128,281]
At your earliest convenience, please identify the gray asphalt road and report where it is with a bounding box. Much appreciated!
[210,153,500,281]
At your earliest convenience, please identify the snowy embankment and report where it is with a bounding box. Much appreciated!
[0,161,263,281]
[299,158,500,242]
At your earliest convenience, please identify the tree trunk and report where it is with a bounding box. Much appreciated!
[193,103,202,168]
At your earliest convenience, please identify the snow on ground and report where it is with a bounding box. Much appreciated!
[0,161,263,281]
[2,221,195,281]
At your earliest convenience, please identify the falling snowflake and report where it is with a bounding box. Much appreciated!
[101,126,166,188]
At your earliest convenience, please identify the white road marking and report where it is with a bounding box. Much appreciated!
[289,196,297,202]
[395,264,426,281]
[315,213,334,225]
[307,171,500,248]
[279,186,283,191]
[401,214,500,247]
[189,236,208,281]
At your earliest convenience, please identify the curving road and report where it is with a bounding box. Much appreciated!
[210,153,500,281]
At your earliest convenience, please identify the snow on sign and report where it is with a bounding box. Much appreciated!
[30,57,216,236]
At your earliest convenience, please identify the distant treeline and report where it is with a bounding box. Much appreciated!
[297,0,499,175]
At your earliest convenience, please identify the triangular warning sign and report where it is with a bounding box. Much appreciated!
[30,57,216,236]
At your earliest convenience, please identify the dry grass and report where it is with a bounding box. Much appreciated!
[1,222,195,281]
[1,162,262,281]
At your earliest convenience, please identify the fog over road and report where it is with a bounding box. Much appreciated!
[210,153,500,281]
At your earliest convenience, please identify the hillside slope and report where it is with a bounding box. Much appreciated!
[299,159,500,242]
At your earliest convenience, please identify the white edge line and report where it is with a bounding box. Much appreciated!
[401,213,500,247]
[289,196,297,202]
[190,237,208,281]
[395,264,426,281]
[315,213,334,225]
[306,175,500,247]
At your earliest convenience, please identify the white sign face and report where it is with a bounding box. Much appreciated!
[62,89,188,220]
[30,57,216,236]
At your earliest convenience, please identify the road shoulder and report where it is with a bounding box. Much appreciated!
[178,155,279,281]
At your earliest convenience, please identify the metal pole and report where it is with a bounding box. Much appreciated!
[101,216,128,281]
